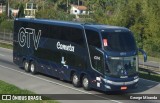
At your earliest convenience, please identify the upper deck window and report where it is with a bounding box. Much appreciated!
[85,29,101,48]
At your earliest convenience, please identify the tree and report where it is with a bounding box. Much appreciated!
[0,0,6,4]
[1,0,160,57]
[17,3,25,18]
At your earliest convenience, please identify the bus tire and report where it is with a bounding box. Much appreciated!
[72,73,80,87]
[23,60,30,72]
[82,75,91,90]
[30,61,36,75]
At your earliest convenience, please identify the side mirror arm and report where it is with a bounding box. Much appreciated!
[138,48,147,62]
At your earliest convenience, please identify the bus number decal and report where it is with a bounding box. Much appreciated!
[18,27,41,50]
[94,56,100,60]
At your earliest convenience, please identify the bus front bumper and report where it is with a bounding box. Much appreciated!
[103,78,139,91]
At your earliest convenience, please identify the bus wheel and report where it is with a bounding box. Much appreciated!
[23,60,30,72]
[30,62,36,75]
[72,73,80,87]
[82,75,91,90]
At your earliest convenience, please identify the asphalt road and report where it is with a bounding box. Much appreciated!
[0,47,159,103]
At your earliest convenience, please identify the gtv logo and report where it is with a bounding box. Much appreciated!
[18,27,41,50]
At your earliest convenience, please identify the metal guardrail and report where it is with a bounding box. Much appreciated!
[0,30,160,75]
[139,61,160,75]
[0,29,13,45]
[0,30,13,44]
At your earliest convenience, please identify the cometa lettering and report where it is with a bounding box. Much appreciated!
[57,42,75,52]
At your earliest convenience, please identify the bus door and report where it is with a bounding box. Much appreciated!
[85,29,105,89]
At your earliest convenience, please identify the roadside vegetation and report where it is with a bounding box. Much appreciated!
[0,42,12,49]
[0,80,58,103]
[0,0,160,58]
[139,71,160,82]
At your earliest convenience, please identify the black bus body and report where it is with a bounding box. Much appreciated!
[13,18,147,92]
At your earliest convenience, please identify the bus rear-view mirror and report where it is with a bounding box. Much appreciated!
[138,48,147,62]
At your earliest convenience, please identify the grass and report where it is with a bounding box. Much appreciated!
[0,42,12,49]
[139,71,160,82]
[0,80,58,103]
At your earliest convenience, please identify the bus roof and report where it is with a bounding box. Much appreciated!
[84,25,129,32]
[15,18,129,32]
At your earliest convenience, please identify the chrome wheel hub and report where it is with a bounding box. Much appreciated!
[83,78,88,88]
[24,62,28,70]
[31,64,34,72]
[73,75,78,84]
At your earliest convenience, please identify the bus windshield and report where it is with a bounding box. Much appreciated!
[105,56,138,77]
[102,32,137,52]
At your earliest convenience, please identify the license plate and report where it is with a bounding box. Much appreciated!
[121,86,127,90]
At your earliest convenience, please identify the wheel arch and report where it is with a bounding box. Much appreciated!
[80,72,87,84]
[70,70,76,81]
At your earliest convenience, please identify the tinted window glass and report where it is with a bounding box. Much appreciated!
[44,25,84,47]
[102,32,137,52]
[34,47,86,68]
[85,29,101,48]
[34,48,62,64]
[65,27,84,47]
[65,53,86,68]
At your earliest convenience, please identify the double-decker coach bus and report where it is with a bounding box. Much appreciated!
[13,18,147,91]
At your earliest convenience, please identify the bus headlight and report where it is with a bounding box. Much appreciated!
[133,78,139,83]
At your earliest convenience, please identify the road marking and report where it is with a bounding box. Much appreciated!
[0,64,122,103]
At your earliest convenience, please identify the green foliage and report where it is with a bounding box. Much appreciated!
[0,42,13,49]
[36,8,75,21]
[86,0,160,57]
[0,80,59,103]
[0,20,13,31]
[0,0,5,4]
[17,3,25,18]
[0,13,7,23]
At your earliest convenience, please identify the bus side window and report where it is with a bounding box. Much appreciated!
[70,28,85,47]
[85,30,101,48]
